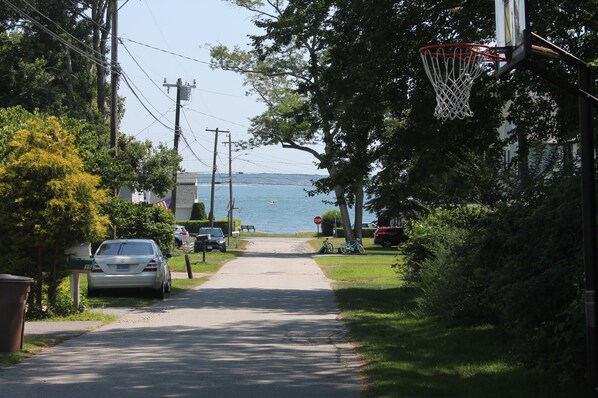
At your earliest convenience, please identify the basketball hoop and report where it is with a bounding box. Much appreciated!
[420,44,505,121]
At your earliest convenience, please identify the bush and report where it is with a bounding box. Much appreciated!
[398,206,491,320]
[177,219,239,235]
[106,198,175,253]
[190,202,207,220]
[400,175,585,390]
[321,210,341,236]
[471,175,584,384]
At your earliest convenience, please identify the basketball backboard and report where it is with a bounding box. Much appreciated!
[495,0,530,76]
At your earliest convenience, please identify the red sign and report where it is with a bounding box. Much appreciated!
[314,216,322,225]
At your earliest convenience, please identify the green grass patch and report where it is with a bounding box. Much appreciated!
[312,250,560,397]
[0,336,72,367]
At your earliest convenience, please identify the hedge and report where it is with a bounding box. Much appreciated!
[177,219,240,235]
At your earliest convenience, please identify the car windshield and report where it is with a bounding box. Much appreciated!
[97,242,154,256]
[199,228,223,238]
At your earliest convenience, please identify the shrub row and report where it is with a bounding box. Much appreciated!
[398,175,584,392]
[176,219,240,235]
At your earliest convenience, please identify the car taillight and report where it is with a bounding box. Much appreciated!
[91,262,104,273]
[143,259,158,272]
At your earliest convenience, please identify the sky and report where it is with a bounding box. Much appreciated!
[117,0,325,176]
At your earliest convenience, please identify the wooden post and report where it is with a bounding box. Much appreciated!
[184,254,193,279]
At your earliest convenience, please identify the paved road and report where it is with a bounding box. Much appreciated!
[1,238,362,397]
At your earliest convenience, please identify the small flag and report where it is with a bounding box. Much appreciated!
[227,198,235,211]
[156,198,171,209]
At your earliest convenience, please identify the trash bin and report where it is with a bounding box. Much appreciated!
[0,274,34,353]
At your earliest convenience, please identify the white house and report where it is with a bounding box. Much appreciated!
[120,172,199,221]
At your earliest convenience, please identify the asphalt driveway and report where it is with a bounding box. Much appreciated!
[0,238,362,397]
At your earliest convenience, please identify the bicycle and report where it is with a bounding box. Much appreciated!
[319,238,335,254]
[340,239,365,254]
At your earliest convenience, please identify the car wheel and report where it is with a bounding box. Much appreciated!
[382,240,392,248]
[87,286,97,297]
[165,272,172,293]
[155,283,166,300]
[221,245,227,253]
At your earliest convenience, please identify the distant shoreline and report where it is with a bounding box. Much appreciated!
[195,172,326,187]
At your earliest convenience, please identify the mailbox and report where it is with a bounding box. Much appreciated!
[66,257,93,310]
[196,234,210,241]
[67,257,93,271]
[232,231,240,237]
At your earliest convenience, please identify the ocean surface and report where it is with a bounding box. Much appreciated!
[196,173,375,234]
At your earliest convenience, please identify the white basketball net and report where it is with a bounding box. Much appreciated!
[420,45,491,121]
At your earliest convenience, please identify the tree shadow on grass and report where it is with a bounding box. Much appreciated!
[333,285,566,398]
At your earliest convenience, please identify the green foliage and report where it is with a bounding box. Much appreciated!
[190,202,207,220]
[0,106,35,163]
[90,136,182,197]
[399,176,585,388]
[105,198,175,253]
[0,107,182,200]
[321,209,340,236]
[0,114,109,312]
[398,206,491,320]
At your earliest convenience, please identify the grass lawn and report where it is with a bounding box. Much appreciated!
[310,239,560,398]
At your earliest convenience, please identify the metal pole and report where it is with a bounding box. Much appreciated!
[579,63,598,398]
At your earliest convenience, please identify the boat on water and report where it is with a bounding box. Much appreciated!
[268,200,277,205]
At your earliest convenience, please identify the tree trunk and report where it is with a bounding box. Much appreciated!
[35,248,43,311]
[91,0,110,121]
[47,255,57,309]
[354,180,364,240]
[334,185,354,242]
[62,45,75,104]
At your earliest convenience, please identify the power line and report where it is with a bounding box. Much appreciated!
[184,107,250,129]
[120,72,174,131]
[120,39,174,102]
[120,37,212,65]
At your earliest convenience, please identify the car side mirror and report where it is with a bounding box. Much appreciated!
[164,253,172,259]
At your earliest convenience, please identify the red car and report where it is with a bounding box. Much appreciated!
[374,226,408,247]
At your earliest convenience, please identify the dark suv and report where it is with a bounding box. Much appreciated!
[194,227,227,253]
[373,226,408,247]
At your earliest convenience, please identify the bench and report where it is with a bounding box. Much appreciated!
[241,225,255,232]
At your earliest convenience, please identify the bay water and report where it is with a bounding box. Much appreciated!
[197,173,374,234]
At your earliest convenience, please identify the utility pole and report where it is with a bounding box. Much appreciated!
[223,132,234,242]
[109,0,119,239]
[164,78,196,217]
[110,0,118,153]
[206,128,229,227]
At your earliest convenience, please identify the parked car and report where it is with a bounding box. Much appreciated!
[373,226,408,247]
[88,239,172,299]
[194,227,226,253]
[175,225,190,248]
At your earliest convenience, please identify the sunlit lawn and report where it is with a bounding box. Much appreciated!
[310,239,560,398]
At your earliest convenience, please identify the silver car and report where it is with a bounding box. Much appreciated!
[88,239,172,299]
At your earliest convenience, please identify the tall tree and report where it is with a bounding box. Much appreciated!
[212,0,382,240]
[0,0,112,121]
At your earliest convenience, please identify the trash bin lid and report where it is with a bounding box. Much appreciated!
[0,274,34,283]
